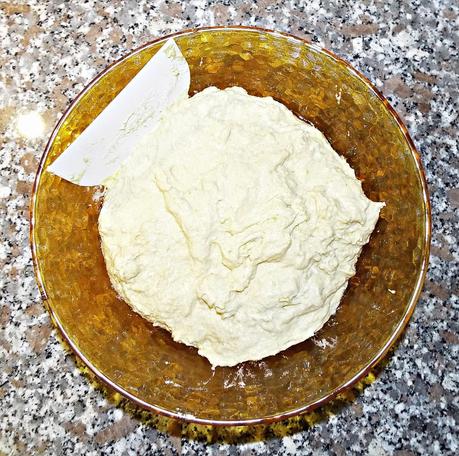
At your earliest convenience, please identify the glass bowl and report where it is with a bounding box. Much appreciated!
[30,26,430,425]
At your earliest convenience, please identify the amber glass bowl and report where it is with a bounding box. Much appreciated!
[31,27,430,425]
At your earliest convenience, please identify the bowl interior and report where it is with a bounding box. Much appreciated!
[32,28,429,424]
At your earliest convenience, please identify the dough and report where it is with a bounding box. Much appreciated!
[99,87,383,367]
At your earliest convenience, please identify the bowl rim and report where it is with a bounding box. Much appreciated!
[30,25,431,426]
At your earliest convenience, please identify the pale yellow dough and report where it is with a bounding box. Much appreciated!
[99,87,383,367]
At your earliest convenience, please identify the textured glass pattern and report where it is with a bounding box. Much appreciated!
[31,27,430,425]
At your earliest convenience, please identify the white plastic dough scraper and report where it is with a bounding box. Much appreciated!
[48,39,190,186]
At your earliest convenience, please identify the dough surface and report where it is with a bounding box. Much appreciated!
[99,87,383,367]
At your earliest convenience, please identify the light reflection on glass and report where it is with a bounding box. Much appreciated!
[16,111,45,139]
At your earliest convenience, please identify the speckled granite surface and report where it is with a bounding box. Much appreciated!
[1,1,458,454]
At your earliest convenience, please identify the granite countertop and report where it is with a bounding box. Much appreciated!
[1,0,458,454]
